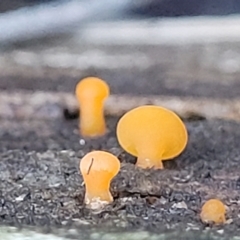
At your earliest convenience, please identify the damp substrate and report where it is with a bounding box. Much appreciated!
[0,117,240,239]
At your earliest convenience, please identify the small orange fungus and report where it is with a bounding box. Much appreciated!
[200,199,226,224]
[80,151,120,210]
[75,77,109,137]
[116,105,188,169]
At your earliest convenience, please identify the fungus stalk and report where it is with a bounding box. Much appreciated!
[79,98,106,137]
[136,145,164,169]
[84,170,114,205]
[137,157,163,169]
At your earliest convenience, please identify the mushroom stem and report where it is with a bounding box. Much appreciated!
[85,189,113,204]
[135,145,164,169]
[84,170,113,205]
[79,99,106,137]
[136,156,164,169]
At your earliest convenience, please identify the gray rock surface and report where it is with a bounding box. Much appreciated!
[0,117,240,239]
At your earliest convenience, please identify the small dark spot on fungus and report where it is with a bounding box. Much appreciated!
[87,158,94,175]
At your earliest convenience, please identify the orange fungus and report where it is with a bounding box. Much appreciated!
[80,151,120,210]
[200,199,226,224]
[75,77,109,137]
[116,105,188,169]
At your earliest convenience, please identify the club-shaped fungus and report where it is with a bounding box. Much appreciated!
[200,199,226,224]
[80,151,120,210]
[116,105,188,169]
[75,77,109,137]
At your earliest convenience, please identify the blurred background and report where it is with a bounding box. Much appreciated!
[1,0,240,44]
[2,0,240,16]
[0,0,240,104]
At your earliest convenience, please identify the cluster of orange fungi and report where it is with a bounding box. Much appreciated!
[75,76,226,224]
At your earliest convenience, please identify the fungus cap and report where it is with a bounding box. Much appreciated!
[200,199,226,224]
[80,150,120,176]
[80,151,120,209]
[116,105,188,168]
[75,77,109,100]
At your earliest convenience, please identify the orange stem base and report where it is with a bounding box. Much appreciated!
[136,157,164,169]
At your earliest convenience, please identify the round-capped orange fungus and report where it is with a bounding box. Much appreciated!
[75,77,109,137]
[200,199,226,224]
[80,151,120,210]
[116,105,188,169]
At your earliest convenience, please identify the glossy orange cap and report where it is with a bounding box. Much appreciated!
[116,105,188,169]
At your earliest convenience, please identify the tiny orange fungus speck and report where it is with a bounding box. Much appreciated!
[75,77,109,137]
[200,199,226,224]
[80,151,120,210]
[116,105,188,169]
